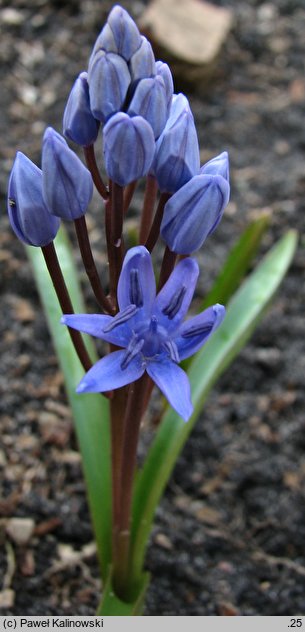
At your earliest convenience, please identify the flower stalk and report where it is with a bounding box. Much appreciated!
[83,144,109,200]
[139,175,158,244]
[145,192,171,253]
[41,242,93,372]
[74,215,114,314]
[112,374,151,599]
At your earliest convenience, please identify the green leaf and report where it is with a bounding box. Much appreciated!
[129,230,298,584]
[96,568,150,616]
[202,213,270,309]
[26,226,112,579]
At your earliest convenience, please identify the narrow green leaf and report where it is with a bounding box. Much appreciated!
[130,230,297,583]
[202,214,270,309]
[26,226,112,579]
[96,569,150,616]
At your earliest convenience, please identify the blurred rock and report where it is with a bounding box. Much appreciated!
[0,589,15,609]
[139,0,233,85]
[6,517,35,546]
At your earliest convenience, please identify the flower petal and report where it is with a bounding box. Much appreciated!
[118,246,156,317]
[153,258,199,333]
[103,112,155,186]
[61,314,131,348]
[175,304,226,360]
[77,350,145,393]
[161,173,230,254]
[146,358,193,421]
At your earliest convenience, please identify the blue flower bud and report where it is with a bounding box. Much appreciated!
[200,151,229,181]
[103,112,155,186]
[89,23,118,64]
[127,76,168,139]
[88,50,131,123]
[155,61,174,109]
[152,93,200,193]
[63,72,99,147]
[161,173,230,254]
[129,36,156,82]
[7,152,60,247]
[107,5,142,61]
[42,127,93,221]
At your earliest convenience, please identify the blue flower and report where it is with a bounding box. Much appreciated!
[63,72,99,147]
[106,5,142,61]
[127,76,168,139]
[88,50,131,123]
[200,151,229,180]
[61,246,225,421]
[7,151,60,247]
[161,152,230,254]
[155,60,174,110]
[129,36,156,82]
[42,127,93,221]
[103,112,155,186]
[152,93,200,193]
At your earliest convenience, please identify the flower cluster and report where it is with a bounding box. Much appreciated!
[7,4,230,421]
[62,246,225,421]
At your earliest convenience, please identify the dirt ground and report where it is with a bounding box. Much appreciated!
[0,0,305,616]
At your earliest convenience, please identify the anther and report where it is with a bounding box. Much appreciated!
[103,304,138,332]
[120,336,144,370]
[162,286,187,319]
[182,322,213,338]
[129,268,143,307]
[163,339,180,363]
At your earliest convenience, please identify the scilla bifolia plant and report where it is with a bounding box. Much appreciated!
[7,5,296,615]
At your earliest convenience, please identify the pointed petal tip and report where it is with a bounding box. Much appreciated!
[76,381,88,394]
[182,403,193,422]
[213,303,226,324]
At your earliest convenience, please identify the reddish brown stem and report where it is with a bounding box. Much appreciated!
[145,192,171,253]
[112,374,151,598]
[111,182,124,246]
[83,144,108,200]
[105,193,124,309]
[157,245,177,291]
[139,175,158,244]
[41,242,93,372]
[123,180,137,214]
[74,216,114,314]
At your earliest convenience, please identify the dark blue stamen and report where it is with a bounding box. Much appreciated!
[182,322,213,338]
[163,339,180,363]
[121,335,144,369]
[129,268,143,307]
[103,304,137,332]
[162,286,187,319]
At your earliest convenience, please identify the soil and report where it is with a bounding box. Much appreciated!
[1,0,305,617]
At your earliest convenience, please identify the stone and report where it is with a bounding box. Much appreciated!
[139,0,233,84]
[6,518,35,546]
[0,589,15,609]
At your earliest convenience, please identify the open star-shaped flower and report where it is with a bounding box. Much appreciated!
[61,246,225,421]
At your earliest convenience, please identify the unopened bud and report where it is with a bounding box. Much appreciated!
[42,127,93,221]
[7,152,60,247]
[153,93,200,192]
[128,76,168,139]
[103,112,155,186]
[63,72,99,146]
[161,172,230,254]
[129,36,156,82]
[88,50,131,123]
